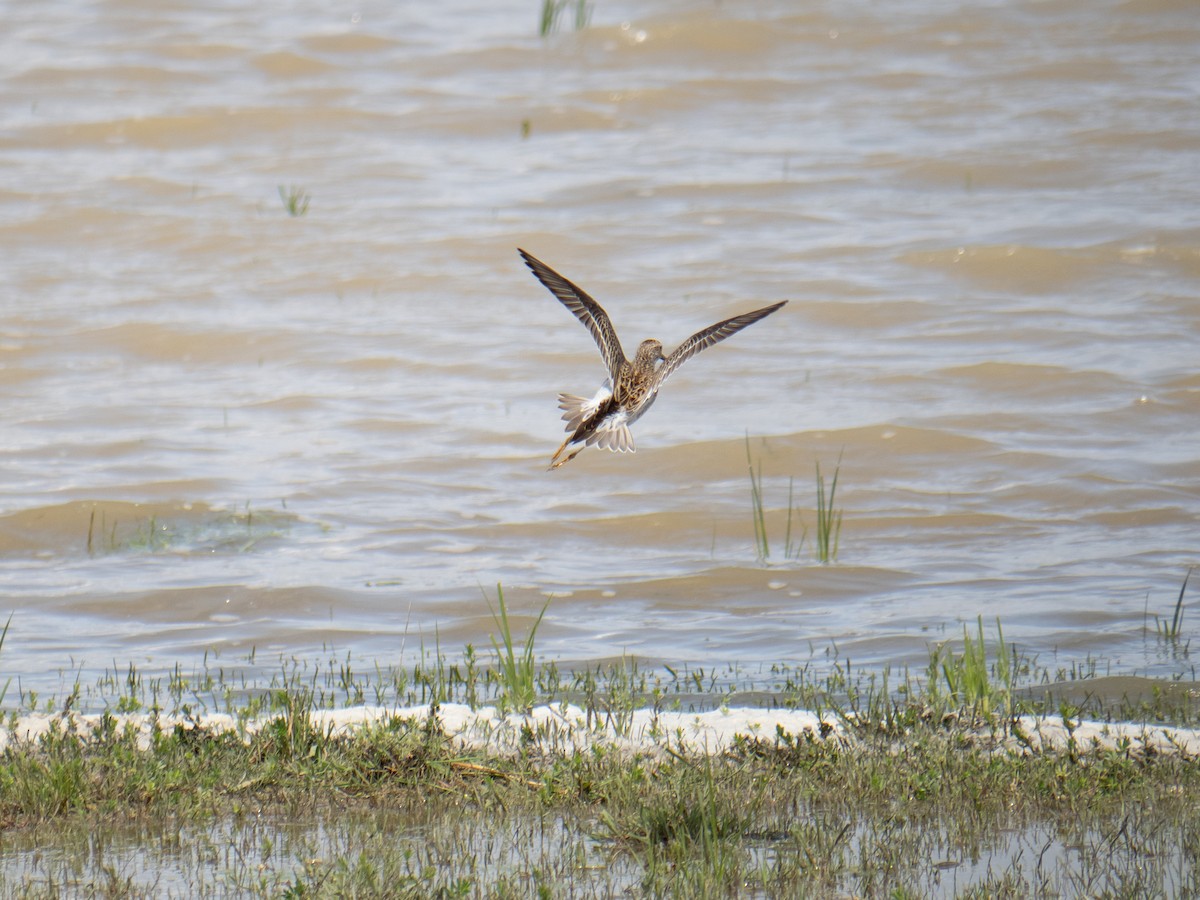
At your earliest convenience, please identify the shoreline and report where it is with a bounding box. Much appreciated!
[6,701,1200,758]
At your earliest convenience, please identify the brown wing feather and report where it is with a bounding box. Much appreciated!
[653,300,787,388]
[519,249,627,379]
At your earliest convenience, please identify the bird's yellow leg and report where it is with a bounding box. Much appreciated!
[548,434,574,469]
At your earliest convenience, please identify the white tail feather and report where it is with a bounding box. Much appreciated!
[557,394,590,431]
[586,412,635,453]
[557,383,611,432]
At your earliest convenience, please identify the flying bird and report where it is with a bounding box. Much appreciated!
[519,248,787,469]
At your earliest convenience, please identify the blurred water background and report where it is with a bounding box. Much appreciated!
[1,0,1198,700]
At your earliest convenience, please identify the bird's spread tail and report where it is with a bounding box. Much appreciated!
[558,384,610,432]
[587,419,635,453]
[548,427,631,469]
[549,396,635,469]
[557,394,592,432]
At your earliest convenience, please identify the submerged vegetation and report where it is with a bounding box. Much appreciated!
[0,614,10,708]
[813,453,843,563]
[85,503,292,556]
[277,183,311,217]
[1150,566,1193,644]
[745,437,842,564]
[538,0,591,36]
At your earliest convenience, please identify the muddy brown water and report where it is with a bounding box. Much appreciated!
[1,1,1198,699]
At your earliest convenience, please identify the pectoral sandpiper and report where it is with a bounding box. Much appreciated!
[519,249,787,469]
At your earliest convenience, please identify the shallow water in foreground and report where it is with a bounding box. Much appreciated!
[3,812,1191,898]
[0,667,1192,893]
[1,0,1199,696]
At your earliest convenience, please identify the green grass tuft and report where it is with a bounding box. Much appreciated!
[0,612,11,707]
[484,584,551,713]
[745,437,847,564]
[814,454,843,564]
[929,616,1014,721]
[745,436,770,561]
[1159,567,1191,640]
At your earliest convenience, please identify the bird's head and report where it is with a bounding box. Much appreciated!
[634,339,666,369]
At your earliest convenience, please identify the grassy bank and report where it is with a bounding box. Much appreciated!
[2,630,1199,897]
[2,696,1198,897]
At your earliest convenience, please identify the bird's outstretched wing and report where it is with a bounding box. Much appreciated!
[653,300,787,389]
[519,249,626,379]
